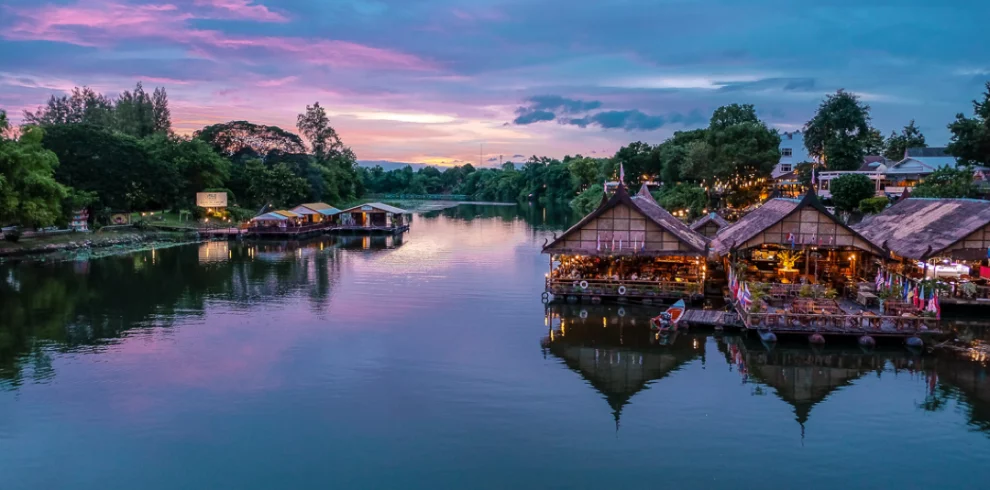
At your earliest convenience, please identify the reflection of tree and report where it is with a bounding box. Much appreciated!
[935,356,990,435]
[543,303,703,430]
[0,237,349,387]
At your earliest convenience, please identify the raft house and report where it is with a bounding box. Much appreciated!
[542,183,709,304]
[709,189,942,342]
[334,202,411,234]
[853,197,990,307]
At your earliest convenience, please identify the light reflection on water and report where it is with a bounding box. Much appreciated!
[0,204,989,490]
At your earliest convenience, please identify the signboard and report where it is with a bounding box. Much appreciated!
[360,205,374,212]
[196,192,228,208]
[111,213,130,225]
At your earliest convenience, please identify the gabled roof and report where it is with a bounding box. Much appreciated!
[341,202,410,214]
[689,212,730,232]
[252,210,300,221]
[544,183,707,254]
[291,203,341,216]
[853,198,990,260]
[710,189,883,256]
[906,147,950,158]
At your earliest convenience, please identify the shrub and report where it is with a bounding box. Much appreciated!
[859,196,889,214]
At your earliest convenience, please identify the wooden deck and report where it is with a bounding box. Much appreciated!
[329,224,410,234]
[681,309,740,328]
[732,298,944,339]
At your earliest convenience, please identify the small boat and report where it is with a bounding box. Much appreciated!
[650,300,686,332]
[809,333,826,345]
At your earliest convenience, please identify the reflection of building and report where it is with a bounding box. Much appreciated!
[198,241,230,263]
[543,304,704,429]
[543,184,708,302]
[721,338,932,429]
[936,356,990,434]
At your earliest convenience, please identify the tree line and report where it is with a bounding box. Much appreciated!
[1,83,362,232]
[808,83,990,215]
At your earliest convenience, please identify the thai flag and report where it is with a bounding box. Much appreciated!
[596,232,601,251]
[741,283,753,309]
[788,233,795,249]
[934,293,941,319]
[875,268,884,290]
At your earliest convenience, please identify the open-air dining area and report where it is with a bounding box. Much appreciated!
[547,254,704,299]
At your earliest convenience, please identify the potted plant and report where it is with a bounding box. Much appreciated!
[824,288,838,300]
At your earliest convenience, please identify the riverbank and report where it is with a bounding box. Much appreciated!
[0,229,203,263]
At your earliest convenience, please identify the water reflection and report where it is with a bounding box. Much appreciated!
[542,304,705,429]
[543,302,990,438]
[0,235,405,387]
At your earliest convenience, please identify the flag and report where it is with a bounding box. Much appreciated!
[741,283,753,309]
[875,268,884,290]
[811,166,817,186]
[620,163,625,184]
[619,239,623,251]
[596,232,601,251]
[903,280,909,301]
[934,293,941,319]
[787,233,795,249]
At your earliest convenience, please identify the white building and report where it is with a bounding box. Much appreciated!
[772,131,811,178]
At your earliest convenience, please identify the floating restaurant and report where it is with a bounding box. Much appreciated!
[246,201,411,238]
[542,183,708,303]
[709,189,940,340]
[336,202,412,233]
[853,198,990,306]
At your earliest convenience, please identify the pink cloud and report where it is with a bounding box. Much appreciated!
[192,0,287,23]
[256,76,298,87]
[3,1,435,71]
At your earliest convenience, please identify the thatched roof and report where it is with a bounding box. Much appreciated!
[545,183,707,254]
[853,198,990,260]
[710,189,882,256]
[689,212,730,232]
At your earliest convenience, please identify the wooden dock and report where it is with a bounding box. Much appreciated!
[681,309,740,328]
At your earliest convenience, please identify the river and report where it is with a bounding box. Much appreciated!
[1,204,989,489]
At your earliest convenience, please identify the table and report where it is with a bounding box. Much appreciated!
[857,291,879,308]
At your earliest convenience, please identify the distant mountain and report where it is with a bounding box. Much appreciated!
[357,160,430,171]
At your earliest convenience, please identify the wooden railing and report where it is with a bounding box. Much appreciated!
[746,282,826,296]
[546,278,703,298]
[247,223,332,235]
[737,309,939,334]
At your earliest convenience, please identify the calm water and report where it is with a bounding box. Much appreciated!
[2,204,990,490]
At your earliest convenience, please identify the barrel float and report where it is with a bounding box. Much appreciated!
[905,336,924,348]
[858,335,876,348]
[809,333,826,345]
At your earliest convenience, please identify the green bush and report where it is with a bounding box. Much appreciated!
[570,187,605,214]
[830,174,875,212]
[858,196,889,214]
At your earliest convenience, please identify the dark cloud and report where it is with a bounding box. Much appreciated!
[512,109,555,125]
[512,154,525,158]
[487,156,499,162]
[524,95,602,114]
[564,109,705,131]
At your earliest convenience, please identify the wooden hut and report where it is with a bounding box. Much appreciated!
[710,188,885,288]
[543,183,708,302]
[853,198,990,305]
[337,202,411,233]
[689,212,730,238]
[289,202,341,225]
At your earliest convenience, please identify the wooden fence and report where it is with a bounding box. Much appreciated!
[547,278,703,299]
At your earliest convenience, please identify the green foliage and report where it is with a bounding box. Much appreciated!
[858,196,889,215]
[143,134,231,207]
[652,184,706,219]
[804,90,872,171]
[829,174,875,212]
[243,160,310,209]
[22,87,114,128]
[947,81,990,166]
[911,166,977,198]
[884,120,926,161]
[0,125,69,227]
[863,127,886,156]
[570,186,605,214]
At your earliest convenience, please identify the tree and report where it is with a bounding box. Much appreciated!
[22,87,114,128]
[653,184,706,219]
[911,166,976,198]
[884,120,926,161]
[567,156,602,193]
[708,103,758,130]
[610,141,659,186]
[947,81,990,166]
[829,174,875,212]
[152,87,172,135]
[115,82,158,138]
[0,125,69,227]
[804,90,872,171]
[195,121,306,157]
[297,102,344,162]
[143,135,230,207]
[863,127,885,156]
[243,160,310,209]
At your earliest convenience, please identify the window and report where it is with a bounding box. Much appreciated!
[779,164,793,173]
[781,148,793,157]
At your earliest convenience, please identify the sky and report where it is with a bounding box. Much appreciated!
[1,0,988,166]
